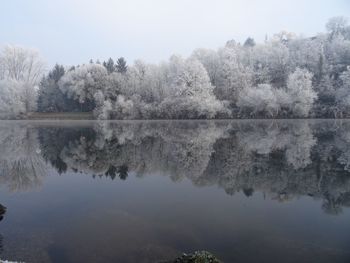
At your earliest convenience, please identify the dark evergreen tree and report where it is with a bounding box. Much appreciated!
[49,64,65,82]
[37,64,82,112]
[116,57,127,73]
[37,64,65,112]
[243,37,256,47]
[103,58,115,74]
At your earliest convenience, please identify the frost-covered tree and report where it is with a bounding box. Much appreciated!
[0,45,45,85]
[215,44,254,102]
[340,67,350,88]
[252,40,290,86]
[38,64,82,112]
[191,48,220,86]
[170,57,214,97]
[58,63,108,111]
[325,34,350,79]
[237,84,283,117]
[160,56,227,118]
[103,72,127,101]
[287,37,326,82]
[0,45,45,114]
[326,16,349,39]
[0,79,26,118]
[286,68,317,117]
[335,67,350,116]
[272,31,296,43]
[126,60,165,103]
[94,93,135,120]
[31,16,350,119]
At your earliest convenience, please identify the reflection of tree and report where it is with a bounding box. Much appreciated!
[0,204,6,255]
[0,123,46,191]
[285,122,317,169]
[40,121,226,182]
[334,122,350,172]
[118,165,129,180]
[0,204,5,222]
[236,121,316,169]
[105,165,118,179]
[0,234,3,255]
[39,127,95,174]
[104,164,129,180]
[3,120,350,214]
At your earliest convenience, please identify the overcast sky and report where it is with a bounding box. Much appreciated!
[1,0,349,66]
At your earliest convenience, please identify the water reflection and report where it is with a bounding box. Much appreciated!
[0,204,5,222]
[0,123,45,191]
[0,120,350,215]
[0,204,5,256]
[1,120,350,263]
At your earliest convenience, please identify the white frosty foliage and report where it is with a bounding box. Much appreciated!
[0,45,45,116]
[59,63,108,104]
[286,68,317,117]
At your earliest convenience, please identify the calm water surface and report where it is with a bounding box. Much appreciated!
[0,120,349,263]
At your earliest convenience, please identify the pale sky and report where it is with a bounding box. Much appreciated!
[1,0,349,66]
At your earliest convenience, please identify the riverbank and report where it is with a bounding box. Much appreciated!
[27,112,94,120]
[2,111,350,121]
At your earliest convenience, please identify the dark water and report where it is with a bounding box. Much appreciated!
[0,120,349,263]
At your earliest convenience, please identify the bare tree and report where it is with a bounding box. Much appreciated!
[0,45,45,113]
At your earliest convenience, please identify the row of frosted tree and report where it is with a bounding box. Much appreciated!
[0,17,350,119]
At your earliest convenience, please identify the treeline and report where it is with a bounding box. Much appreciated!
[0,17,350,119]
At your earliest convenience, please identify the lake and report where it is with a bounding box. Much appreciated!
[0,120,349,263]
